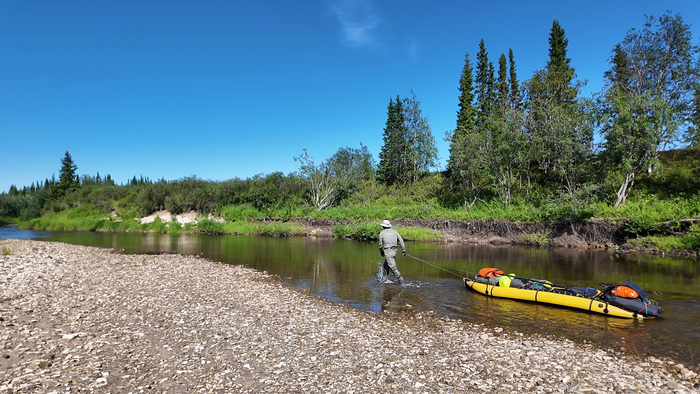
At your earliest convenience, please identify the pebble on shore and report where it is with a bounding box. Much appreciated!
[1,239,697,393]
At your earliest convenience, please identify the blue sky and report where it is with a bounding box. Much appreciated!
[2,0,699,193]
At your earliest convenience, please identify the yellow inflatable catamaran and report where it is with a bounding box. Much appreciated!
[464,269,662,319]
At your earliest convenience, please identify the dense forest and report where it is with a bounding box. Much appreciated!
[2,13,699,253]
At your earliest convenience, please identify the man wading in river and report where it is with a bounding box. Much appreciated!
[378,220,406,285]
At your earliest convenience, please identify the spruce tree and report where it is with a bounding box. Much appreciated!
[546,20,576,104]
[378,93,436,186]
[455,52,477,133]
[58,151,79,196]
[473,40,496,195]
[496,54,509,115]
[377,96,406,185]
[446,51,481,206]
[475,40,495,122]
[525,19,591,195]
[508,49,521,109]
[403,91,437,183]
[485,51,525,204]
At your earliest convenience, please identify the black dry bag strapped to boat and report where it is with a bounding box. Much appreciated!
[601,282,663,317]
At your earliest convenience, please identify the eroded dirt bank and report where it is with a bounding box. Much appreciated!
[401,219,626,247]
[1,239,697,393]
[299,217,699,258]
[300,218,626,247]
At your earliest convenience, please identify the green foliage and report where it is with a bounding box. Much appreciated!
[595,194,700,234]
[332,222,383,240]
[21,209,108,232]
[219,221,305,236]
[526,19,592,197]
[445,201,543,222]
[222,221,259,235]
[1,247,11,256]
[394,227,443,242]
[455,51,477,132]
[196,219,225,235]
[57,151,79,199]
[104,218,137,232]
[378,95,406,185]
[636,147,700,198]
[296,144,375,210]
[332,222,441,242]
[0,189,47,221]
[683,223,700,249]
[634,223,700,252]
[520,232,550,246]
[245,172,307,213]
[689,83,700,146]
[256,222,305,237]
[599,13,699,206]
[149,216,168,233]
[538,188,600,222]
[378,92,437,186]
[221,204,264,221]
[447,50,482,205]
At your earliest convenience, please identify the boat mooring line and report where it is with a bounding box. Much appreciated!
[406,254,469,280]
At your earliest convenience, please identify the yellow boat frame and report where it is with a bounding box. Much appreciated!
[464,278,648,319]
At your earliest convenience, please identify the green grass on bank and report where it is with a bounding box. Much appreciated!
[247,193,699,229]
[594,195,700,234]
[19,195,699,232]
[18,208,308,237]
[0,216,18,227]
[629,223,700,253]
[332,221,442,241]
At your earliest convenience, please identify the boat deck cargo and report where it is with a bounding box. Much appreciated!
[464,268,663,319]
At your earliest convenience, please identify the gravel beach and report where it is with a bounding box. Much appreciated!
[1,239,697,393]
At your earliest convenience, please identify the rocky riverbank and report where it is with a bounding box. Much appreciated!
[1,239,697,393]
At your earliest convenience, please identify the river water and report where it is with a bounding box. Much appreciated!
[2,227,699,367]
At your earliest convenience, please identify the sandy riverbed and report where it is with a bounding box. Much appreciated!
[1,239,697,393]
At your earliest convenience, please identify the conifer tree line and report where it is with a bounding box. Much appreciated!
[1,12,699,221]
[377,91,438,186]
[444,13,699,208]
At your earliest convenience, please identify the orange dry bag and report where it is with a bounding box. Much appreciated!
[478,268,504,278]
[612,285,639,299]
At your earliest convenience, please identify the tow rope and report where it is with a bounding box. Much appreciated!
[405,253,470,280]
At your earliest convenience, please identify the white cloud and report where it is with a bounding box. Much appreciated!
[407,37,420,59]
[328,0,380,48]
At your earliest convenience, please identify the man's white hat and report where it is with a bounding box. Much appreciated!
[381,219,392,228]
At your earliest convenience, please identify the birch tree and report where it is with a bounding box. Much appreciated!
[600,13,699,206]
[296,145,374,210]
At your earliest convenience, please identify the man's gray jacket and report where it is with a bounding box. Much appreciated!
[378,228,405,252]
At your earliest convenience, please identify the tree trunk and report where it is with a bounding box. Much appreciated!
[614,171,635,208]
